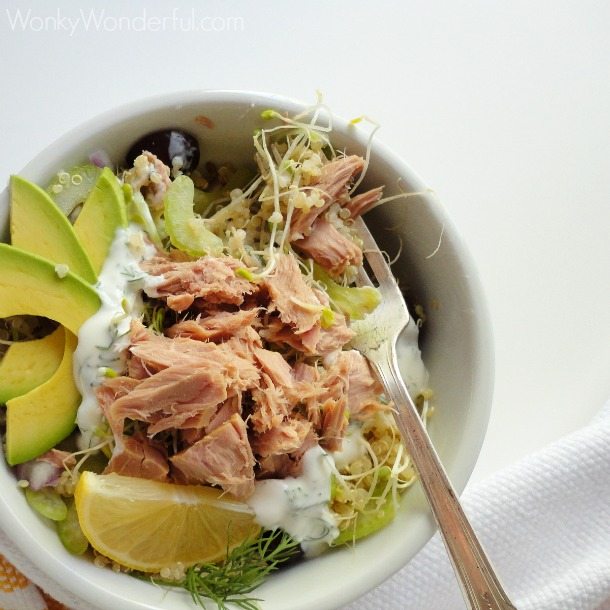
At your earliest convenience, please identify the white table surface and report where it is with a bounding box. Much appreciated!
[0,0,608,487]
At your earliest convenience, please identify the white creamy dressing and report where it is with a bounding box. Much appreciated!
[397,316,429,397]
[73,224,161,448]
[247,445,339,556]
[331,424,367,471]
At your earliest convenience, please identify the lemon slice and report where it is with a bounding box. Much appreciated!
[74,472,260,572]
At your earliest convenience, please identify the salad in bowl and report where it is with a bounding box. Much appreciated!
[0,92,493,610]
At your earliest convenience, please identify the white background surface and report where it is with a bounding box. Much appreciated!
[0,0,608,488]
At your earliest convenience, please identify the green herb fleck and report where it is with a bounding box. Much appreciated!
[235,268,256,282]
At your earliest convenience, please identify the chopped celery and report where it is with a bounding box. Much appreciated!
[124,185,163,248]
[314,265,381,320]
[165,175,223,257]
[320,306,335,329]
[46,164,101,216]
[25,487,68,522]
[57,500,88,555]
[235,268,256,281]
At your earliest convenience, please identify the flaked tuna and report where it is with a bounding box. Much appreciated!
[320,396,348,452]
[261,311,354,356]
[206,395,242,434]
[105,365,228,437]
[262,254,322,335]
[250,373,291,433]
[170,414,255,499]
[345,186,383,218]
[256,424,318,478]
[294,218,363,276]
[105,435,169,482]
[290,155,365,238]
[251,418,313,458]
[315,353,351,451]
[142,255,256,312]
[342,350,388,420]
[128,321,259,394]
[253,347,294,390]
[166,308,260,342]
[123,151,171,210]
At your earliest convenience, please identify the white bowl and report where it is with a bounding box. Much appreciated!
[0,91,494,610]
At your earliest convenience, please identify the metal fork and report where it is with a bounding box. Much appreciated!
[350,217,517,610]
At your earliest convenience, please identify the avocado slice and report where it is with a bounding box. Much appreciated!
[10,176,96,284]
[6,331,80,465]
[332,497,396,546]
[0,244,100,335]
[0,325,64,403]
[73,168,127,275]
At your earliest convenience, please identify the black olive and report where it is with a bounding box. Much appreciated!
[125,129,200,173]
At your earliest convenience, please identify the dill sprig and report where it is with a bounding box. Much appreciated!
[156,529,301,610]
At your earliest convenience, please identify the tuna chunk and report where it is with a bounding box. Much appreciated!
[253,347,294,390]
[166,308,260,343]
[97,376,142,423]
[262,254,322,335]
[294,217,362,276]
[128,321,259,394]
[345,186,383,218]
[256,424,318,478]
[106,365,228,437]
[251,418,313,458]
[206,395,242,434]
[260,312,354,356]
[250,373,291,433]
[142,255,256,312]
[105,434,169,482]
[290,155,365,238]
[124,151,171,210]
[170,414,255,499]
[314,313,355,355]
[342,350,387,420]
[316,354,351,451]
[320,396,348,452]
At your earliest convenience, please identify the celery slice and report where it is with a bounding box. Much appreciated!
[57,500,89,555]
[46,164,101,217]
[165,175,223,257]
[314,265,381,320]
[25,487,68,522]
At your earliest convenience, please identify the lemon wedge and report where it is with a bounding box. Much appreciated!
[74,472,260,572]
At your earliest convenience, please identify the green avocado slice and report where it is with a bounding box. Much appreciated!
[0,325,64,404]
[332,497,396,546]
[74,167,127,275]
[0,243,100,335]
[6,331,80,465]
[10,175,96,284]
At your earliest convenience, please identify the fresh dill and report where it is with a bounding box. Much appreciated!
[153,530,301,610]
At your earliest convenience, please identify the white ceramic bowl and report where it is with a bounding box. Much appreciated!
[0,91,494,610]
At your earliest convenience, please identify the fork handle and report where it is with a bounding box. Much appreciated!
[372,345,518,610]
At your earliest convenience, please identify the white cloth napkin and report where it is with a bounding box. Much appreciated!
[344,399,610,610]
[2,401,609,610]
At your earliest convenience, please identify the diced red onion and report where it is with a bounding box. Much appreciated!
[89,149,112,168]
[15,460,61,490]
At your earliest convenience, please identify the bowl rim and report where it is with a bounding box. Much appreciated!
[0,89,494,610]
